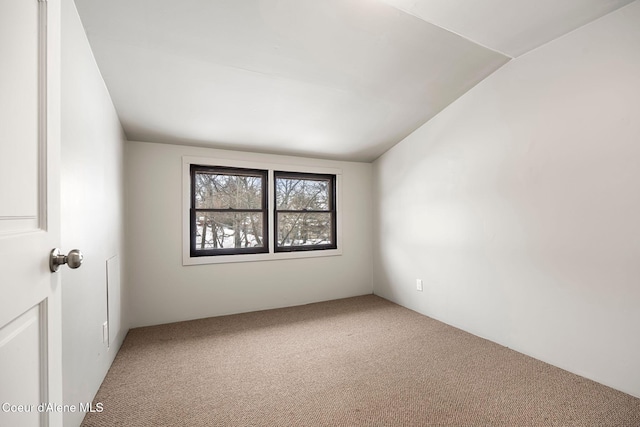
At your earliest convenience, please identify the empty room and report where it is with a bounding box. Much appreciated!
[1,0,639,426]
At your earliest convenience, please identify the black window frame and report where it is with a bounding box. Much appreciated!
[190,164,269,257]
[274,171,337,253]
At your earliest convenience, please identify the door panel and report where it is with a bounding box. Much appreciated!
[0,305,43,426]
[0,0,40,234]
[0,0,62,426]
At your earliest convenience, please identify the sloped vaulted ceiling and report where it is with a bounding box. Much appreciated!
[73,0,634,161]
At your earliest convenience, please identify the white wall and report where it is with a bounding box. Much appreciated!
[61,0,127,425]
[373,2,640,398]
[126,141,372,327]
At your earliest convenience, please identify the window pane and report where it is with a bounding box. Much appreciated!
[195,172,263,209]
[277,213,332,247]
[195,212,264,250]
[275,177,329,211]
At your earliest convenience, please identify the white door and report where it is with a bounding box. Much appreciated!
[0,0,63,426]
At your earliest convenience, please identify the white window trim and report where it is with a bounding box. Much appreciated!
[182,156,343,265]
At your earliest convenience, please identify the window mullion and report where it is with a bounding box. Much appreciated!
[194,209,265,213]
[268,169,275,254]
[275,210,330,213]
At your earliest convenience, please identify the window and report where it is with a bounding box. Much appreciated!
[274,172,336,252]
[190,165,268,256]
[184,157,342,264]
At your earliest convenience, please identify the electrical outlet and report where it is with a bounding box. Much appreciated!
[102,321,109,344]
[416,279,423,291]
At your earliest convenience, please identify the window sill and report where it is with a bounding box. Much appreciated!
[183,247,342,266]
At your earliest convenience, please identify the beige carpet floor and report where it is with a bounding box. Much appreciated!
[82,295,640,426]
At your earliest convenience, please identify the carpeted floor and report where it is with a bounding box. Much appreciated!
[81,295,640,426]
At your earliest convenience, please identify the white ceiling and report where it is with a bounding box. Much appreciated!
[73,0,634,161]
